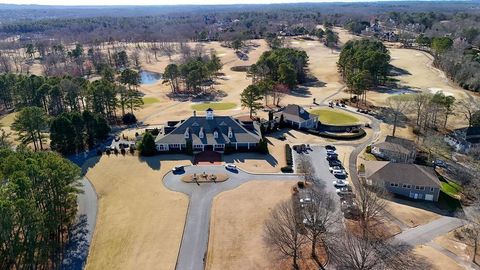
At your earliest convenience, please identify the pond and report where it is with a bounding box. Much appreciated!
[139,70,162,85]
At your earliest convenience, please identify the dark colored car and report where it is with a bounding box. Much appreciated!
[325,145,336,150]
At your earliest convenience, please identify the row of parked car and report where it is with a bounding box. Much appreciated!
[325,145,359,219]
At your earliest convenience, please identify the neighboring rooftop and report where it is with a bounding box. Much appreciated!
[373,136,416,155]
[364,161,440,187]
[278,104,316,123]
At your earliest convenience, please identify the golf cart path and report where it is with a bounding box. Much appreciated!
[163,165,300,270]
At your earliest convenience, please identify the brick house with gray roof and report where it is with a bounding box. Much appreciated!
[155,109,261,153]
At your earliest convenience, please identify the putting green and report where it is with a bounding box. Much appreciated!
[191,102,237,111]
[310,108,359,125]
[142,97,161,105]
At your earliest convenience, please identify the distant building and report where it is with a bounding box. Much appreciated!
[155,109,261,153]
[275,104,318,129]
[371,136,417,163]
[362,161,441,202]
[445,127,480,153]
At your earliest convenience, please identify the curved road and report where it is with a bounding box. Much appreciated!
[163,166,300,270]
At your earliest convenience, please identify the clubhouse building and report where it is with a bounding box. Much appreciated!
[155,109,262,153]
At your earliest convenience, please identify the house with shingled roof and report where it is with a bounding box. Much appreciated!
[361,161,441,202]
[275,104,318,129]
[155,108,261,153]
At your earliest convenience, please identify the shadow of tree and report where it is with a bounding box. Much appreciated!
[61,215,89,270]
[223,152,279,168]
[138,154,194,171]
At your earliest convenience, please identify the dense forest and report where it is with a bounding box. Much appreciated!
[0,148,81,269]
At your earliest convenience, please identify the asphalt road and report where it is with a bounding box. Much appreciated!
[394,216,464,246]
[163,165,300,270]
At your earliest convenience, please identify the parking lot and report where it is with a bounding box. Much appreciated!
[293,145,358,219]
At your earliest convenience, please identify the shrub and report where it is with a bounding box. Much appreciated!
[297,181,305,189]
[366,145,372,153]
[230,65,250,72]
[281,165,294,173]
[285,144,293,166]
[120,148,126,155]
[106,149,111,155]
[113,147,119,155]
[122,113,137,125]
[96,149,103,156]
[257,139,269,154]
[139,132,157,156]
[129,147,135,155]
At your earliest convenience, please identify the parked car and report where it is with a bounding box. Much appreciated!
[329,165,343,173]
[333,170,347,178]
[225,163,237,171]
[328,160,342,167]
[325,145,336,150]
[326,149,336,155]
[326,155,338,161]
[432,159,448,168]
[172,166,184,173]
[333,180,349,187]
[336,186,353,196]
[299,197,312,204]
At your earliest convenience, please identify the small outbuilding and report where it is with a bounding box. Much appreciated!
[275,104,318,129]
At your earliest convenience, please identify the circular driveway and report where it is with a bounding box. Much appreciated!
[163,165,300,270]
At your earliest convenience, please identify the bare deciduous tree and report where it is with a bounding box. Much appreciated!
[354,182,387,233]
[303,188,339,269]
[264,200,308,270]
[458,98,479,127]
[386,95,412,137]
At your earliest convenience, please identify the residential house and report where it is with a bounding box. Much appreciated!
[155,109,261,153]
[445,127,480,153]
[275,104,318,129]
[361,161,441,202]
[371,136,416,163]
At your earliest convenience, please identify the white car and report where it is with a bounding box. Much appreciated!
[333,180,349,187]
[329,166,344,173]
[326,149,336,155]
[225,163,237,170]
[332,170,347,177]
[299,197,312,204]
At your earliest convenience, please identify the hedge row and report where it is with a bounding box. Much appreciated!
[314,129,367,140]
[285,144,293,166]
[281,166,294,173]
[230,65,250,72]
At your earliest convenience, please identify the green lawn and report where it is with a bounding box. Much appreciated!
[441,180,462,198]
[191,102,237,111]
[142,97,161,105]
[310,109,359,125]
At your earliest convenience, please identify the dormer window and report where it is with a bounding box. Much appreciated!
[228,127,233,138]
[184,128,190,139]
[199,127,204,139]
[214,131,219,138]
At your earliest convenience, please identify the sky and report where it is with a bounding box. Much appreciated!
[1,0,392,6]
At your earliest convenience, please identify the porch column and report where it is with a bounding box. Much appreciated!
[247,143,250,150]
[236,143,238,150]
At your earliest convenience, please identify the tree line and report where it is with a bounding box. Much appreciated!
[338,39,391,105]
[0,70,143,122]
[241,48,308,117]
[162,51,222,95]
[0,147,81,269]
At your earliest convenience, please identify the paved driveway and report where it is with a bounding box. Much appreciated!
[163,165,300,270]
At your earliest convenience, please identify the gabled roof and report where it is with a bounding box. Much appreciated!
[155,113,261,145]
[365,161,440,187]
[373,136,415,155]
[277,104,316,123]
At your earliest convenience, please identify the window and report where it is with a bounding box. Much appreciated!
[214,131,218,138]
[390,183,398,187]
[402,184,407,188]
[407,185,411,189]
[420,186,425,190]
[430,187,435,192]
